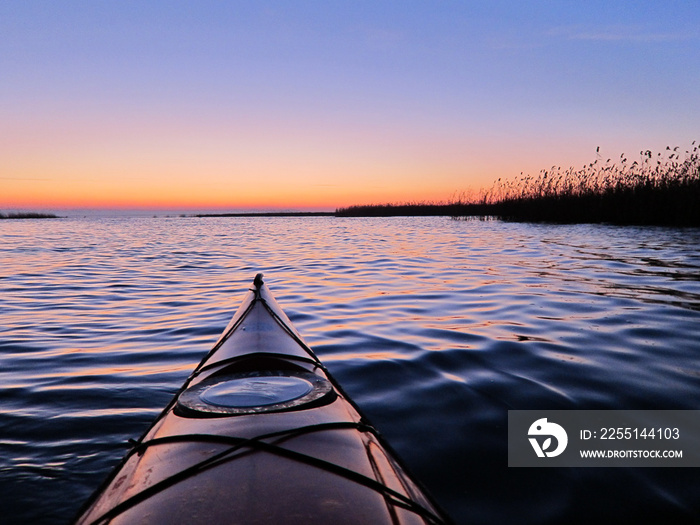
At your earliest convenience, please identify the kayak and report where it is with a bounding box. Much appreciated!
[75,274,452,525]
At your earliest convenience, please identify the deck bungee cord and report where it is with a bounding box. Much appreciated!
[85,421,446,525]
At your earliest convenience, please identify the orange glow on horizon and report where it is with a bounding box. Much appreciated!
[0,108,529,211]
[1,161,501,211]
[0,179,466,211]
[1,110,605,212]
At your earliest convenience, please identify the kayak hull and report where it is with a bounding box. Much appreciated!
[75,275,450,525]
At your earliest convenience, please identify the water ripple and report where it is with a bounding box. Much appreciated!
[1,217,699,523]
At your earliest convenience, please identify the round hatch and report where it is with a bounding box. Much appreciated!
[178,370,333,416]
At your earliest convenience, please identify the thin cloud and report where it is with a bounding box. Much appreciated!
[549,25,699,44]
[0,177,52,181]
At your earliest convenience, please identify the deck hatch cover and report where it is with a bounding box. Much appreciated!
[178,370,332,416]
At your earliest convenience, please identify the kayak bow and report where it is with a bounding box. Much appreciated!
[75,274,452,525]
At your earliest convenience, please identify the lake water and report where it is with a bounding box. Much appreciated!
[1,215,699,524]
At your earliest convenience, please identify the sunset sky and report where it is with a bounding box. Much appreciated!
[2,1,699,211]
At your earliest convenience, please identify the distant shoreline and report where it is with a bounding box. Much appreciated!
[190,191,700,224]
[194,207,467,218]
[0,212,58,220]
[194,211,336,218]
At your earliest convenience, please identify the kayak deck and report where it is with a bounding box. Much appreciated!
[75,274,451,525]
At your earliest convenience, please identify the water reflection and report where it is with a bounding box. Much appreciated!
[0,217,699,523]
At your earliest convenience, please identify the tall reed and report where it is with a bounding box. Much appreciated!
[464,142,700,225]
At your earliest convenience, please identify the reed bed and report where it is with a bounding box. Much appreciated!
[335,201,465,217]
[463,142,700,225]
[337,143,699,225]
